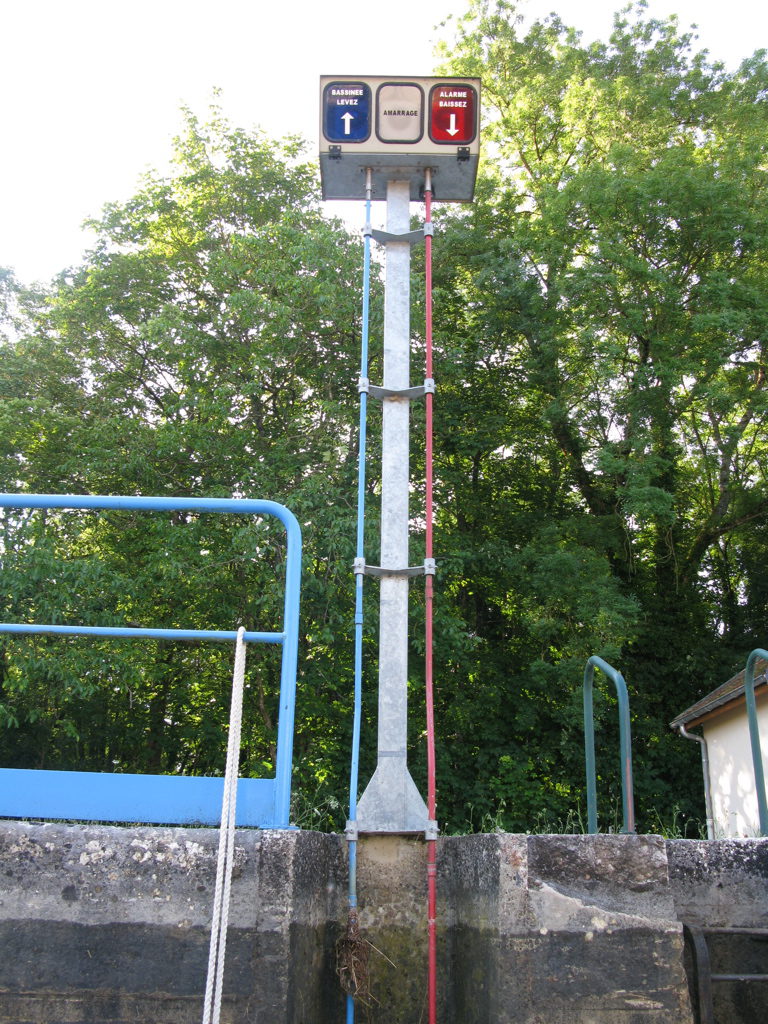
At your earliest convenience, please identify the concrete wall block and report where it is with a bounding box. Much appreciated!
[526,833,679,931]
[0,820,254,927]
[346,835,431,1023]
[3,824,767,1023]
[666,838,768,928]
[287,831,346,1023]
[0,821,343,1023]
[495,929,692,1023]
[441,834,692,1024]
[667,838,768,1024]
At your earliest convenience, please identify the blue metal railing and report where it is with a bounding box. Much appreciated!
[0,494,302,828]
[583,655,635,834]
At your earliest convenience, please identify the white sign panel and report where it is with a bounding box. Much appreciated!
[319,75,480,202]
[376,83,424,143]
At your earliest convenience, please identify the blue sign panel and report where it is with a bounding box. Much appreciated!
[323,81,371,143]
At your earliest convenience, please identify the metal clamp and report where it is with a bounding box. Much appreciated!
[371,228,425,247]
[353,557,366,575]
[424,222,434,238]
[345,820,359,841]
[425,819,439,840]
[363,565,427,578]
[368,381,433,401]
[361,561,435,578]
[358,377,370,394]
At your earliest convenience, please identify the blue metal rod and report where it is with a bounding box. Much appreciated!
[272,493,303,828]
[347,175,373,1024]
[350,187,372,824]
[0,623,284,644]
[0,492,296,526]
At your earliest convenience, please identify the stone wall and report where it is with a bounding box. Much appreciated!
[0,821,766,1023]
[667,839,768,1024]
[0,822,345,1023]
[440,833,692,1023]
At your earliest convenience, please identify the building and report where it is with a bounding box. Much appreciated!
[671,657,768,838]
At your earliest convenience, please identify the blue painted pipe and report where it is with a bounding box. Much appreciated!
[0,623,283,643]
[349,201,371,827]
[346,180,373,1024]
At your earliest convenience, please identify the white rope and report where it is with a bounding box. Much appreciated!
[202,626,248,1024]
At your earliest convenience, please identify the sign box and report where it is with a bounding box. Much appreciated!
[320,75,480,202]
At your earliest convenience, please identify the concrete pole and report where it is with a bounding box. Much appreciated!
[357,180,428,833]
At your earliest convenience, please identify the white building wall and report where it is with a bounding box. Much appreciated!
[702,690,768,837]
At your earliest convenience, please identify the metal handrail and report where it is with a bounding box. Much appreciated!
[743,649,768,836]
[0,493,302,827]
[583,655,635,834]
[684,925,768,1024]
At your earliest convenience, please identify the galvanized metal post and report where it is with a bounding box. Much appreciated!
[357,180,428,833]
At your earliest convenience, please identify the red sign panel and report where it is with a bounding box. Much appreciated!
[429,84,477,144]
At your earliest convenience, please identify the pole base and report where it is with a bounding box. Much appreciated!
[356,759,428,833]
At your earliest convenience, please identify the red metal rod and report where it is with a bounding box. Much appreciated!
[425,187,435,804]
[424,178,437,1024]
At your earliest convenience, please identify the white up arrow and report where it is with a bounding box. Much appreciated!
[341,111,354,135]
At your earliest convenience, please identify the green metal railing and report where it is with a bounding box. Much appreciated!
[583,656,635,834]
[743,649,768,836]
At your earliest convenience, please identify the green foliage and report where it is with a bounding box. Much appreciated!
[428,0,768,831]
[0,108,379,807]
[3,6,768,836]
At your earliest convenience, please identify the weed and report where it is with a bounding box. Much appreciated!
[290,786,345,832]
[644,804,706,839]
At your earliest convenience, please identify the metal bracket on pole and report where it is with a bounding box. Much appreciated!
[371,228,425,247]
[425,819,439,840]
[356,558,436,579]
[423,222,434,238]
[363,378,435,401]
[345,820,359,841]
[361,564,427,578]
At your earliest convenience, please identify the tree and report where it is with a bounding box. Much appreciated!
[0,109,378,824]
[4,7,768,835]
[427,0,768,830]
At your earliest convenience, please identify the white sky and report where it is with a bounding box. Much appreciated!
[1,0,766,285]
